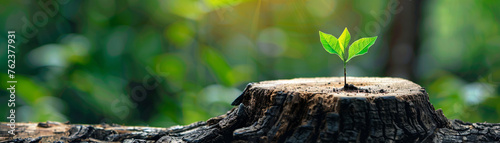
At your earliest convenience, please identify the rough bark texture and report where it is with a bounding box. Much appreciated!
[1,77,500,143]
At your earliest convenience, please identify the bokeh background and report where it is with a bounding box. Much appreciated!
[1,0,500,127]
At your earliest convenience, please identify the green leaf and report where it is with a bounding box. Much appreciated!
[346,36,377,62]
[338,27,351,53]
[319,31,344,61]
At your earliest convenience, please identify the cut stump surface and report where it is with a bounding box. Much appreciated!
[228,77,449,142]
[2,77,500,143]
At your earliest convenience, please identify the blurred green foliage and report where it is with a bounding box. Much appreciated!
[0,0,499,126]
[419,0,500,122]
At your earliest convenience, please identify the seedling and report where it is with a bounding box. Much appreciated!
[319,28,377,88]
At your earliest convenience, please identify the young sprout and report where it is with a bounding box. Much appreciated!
[319,28,377,87]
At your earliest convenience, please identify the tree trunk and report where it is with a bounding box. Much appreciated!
[2,77,500,142]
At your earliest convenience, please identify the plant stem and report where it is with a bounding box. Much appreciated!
[343,62,346,86]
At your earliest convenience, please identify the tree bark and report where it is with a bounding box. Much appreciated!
[2,77,500,142]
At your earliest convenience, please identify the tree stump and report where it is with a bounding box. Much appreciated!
[2,77,500,142]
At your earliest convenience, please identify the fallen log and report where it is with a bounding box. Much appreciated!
[1,77,500,142]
